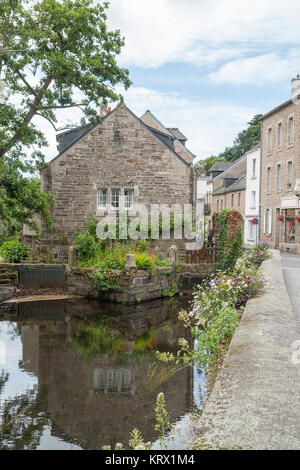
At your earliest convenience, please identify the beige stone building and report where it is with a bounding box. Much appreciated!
[37,104,195,260]
[211,155,247,218]
[260,97,300,253]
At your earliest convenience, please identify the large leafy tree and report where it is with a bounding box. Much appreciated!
[0,0,131,228]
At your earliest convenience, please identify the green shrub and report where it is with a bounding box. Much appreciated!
[135,252,156,271]
[0,240,28,263]
[97,247,126,270]
[132,239,150,252]
[74,232,97,260]
[92,270,122,291]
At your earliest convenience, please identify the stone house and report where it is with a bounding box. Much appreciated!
[211,155,247,218]
[260,88,300,253]
[38,104,195,260]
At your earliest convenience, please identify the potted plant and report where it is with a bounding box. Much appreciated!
[277,214,284,222]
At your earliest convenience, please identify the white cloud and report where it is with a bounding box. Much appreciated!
[106,0,300,69]
[37,86,256,162]
[115,86,257,159]
[210,50,300,84]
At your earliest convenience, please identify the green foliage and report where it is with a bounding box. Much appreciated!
[216,211,243,273]
[196,115,262,172]
[74,232,97,261]
[103,392,171,450]
[216,114,262,162]
[158,248,267,373]
[162,280,179,298]
[0,239,28,263]
[0,0,130,225]
[134,252,155,272]
[216,210,229,271]
[92,269,122,292]
[195,155,226,176]
[72,319,125,361]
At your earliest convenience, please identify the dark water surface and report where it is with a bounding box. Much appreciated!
[0,297,207,450]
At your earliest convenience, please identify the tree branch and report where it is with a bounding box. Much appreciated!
[37,103,87,110]
[15,69,38,96]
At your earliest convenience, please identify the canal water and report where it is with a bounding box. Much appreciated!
[0,296,207,450]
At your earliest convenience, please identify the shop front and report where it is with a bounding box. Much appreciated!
[281,196,300,253]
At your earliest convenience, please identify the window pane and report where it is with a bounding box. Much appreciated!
[287,162,293,189]
[276,165,281,191]
[288,118,294,144]
[252,159,256,177]
[97,189,107,208]
[111,189,120,208]
[107,369,117,390]
[124,189,133,209]
[277,123,282,148]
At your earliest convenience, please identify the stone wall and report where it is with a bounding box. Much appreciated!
[67,264,215,305]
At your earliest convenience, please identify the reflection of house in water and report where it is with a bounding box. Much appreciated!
[20,298,193,449]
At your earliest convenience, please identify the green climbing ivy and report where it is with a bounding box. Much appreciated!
[216,210,243,272]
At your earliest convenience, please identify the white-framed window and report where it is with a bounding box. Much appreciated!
[94,369,105,390]
[121,369,131,390]
[97,189,107,209]
[267,127,273,153]
[251,190,256,208]
[288,116,294,146]
[264,208,272,235]
[252,158,256,178]
[287,160,293,190]
[124,188,134,209]
[111,189,120,209]
[231,193,234,207]
[277,122,283,149]
[267,166,272,193]
[238,192,241,207]
[217,199,219,212]
[249,220,254,240]
[276,163,282,192]
[107,369,117,390]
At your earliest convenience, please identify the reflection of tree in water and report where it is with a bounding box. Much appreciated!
[0,370,9,395]
[0,385,48,450]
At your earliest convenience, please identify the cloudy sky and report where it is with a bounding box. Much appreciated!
[35,0,300,162]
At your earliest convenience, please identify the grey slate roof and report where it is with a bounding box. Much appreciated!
[210,161,234,172]
[261,99,292,121]
[213,174,246,195]
[56,124,92,154]
[51,105,192,167]
[166,128,187,142]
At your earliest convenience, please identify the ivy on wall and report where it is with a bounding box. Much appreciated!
[216,210,243,272]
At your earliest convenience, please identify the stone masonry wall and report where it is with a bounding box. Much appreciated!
[260,101,300,252]
[67,264,214,305]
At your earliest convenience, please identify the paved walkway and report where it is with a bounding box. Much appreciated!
[193,250,300,450]
[282,252,300,325]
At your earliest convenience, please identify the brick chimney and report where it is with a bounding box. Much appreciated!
[100,104,112,117]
